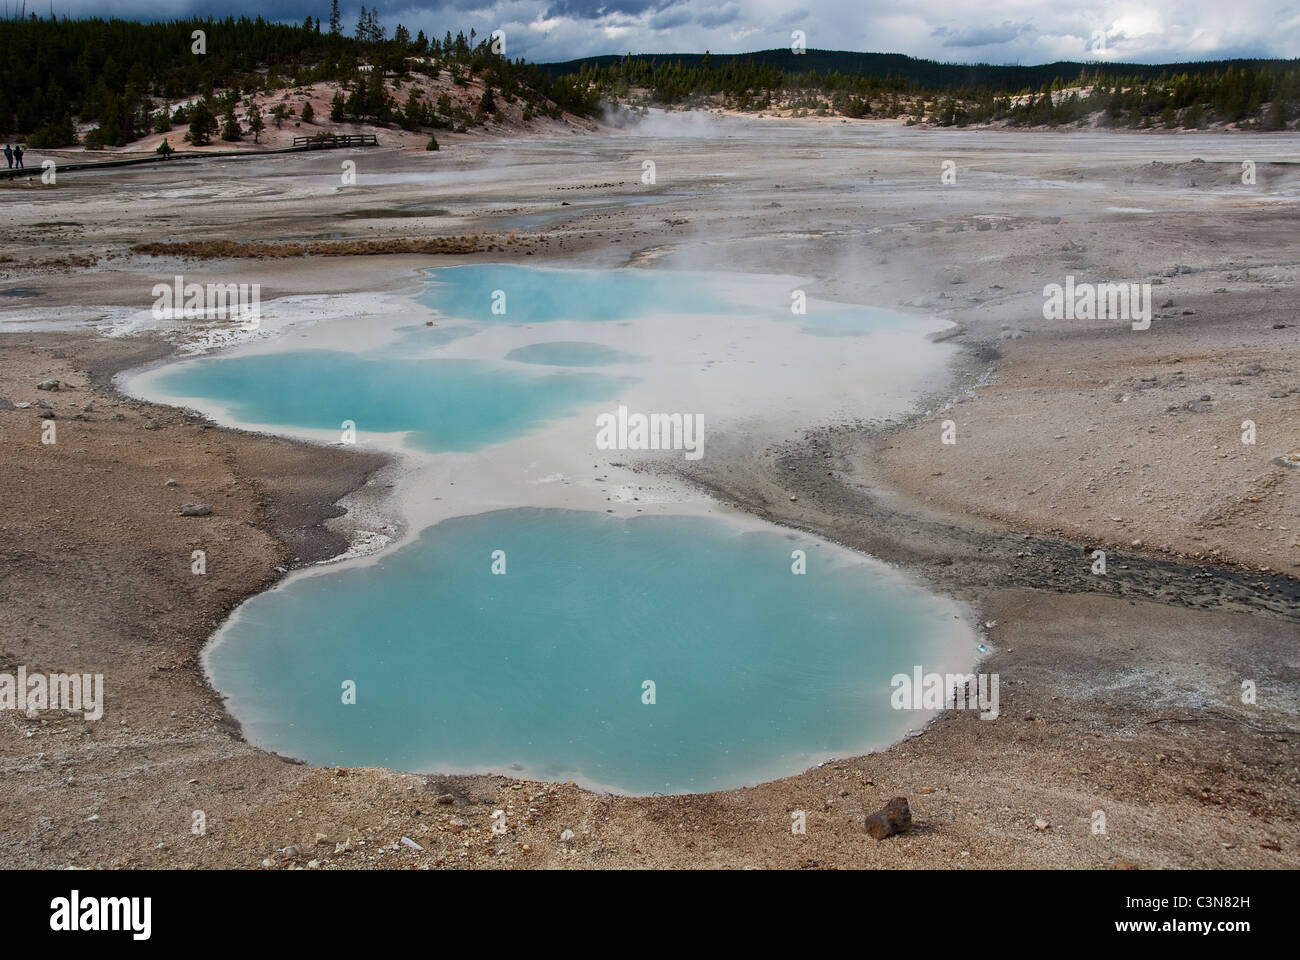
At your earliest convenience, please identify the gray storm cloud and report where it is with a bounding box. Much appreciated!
[933,21,1031,48]
[31,0,1300,64]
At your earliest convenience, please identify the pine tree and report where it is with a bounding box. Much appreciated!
[329,1,341,35]
[402,89,424,130]
[246,103,264,142]
[346,80,364,119]
[222,107,242,141]
[186,100,217,145]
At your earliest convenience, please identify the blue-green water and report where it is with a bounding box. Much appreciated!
[151,349,635,453]
[207,509,963,794]
[418,263,739,324]
[419,264,923,334]
[143,265,965,793]
[505,341,645,367]
[147,266,926,452]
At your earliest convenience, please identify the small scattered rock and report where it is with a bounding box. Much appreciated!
[400,836,423,851]
[1034,818,1050,831]
[864,796,912,840]
[36,379,60,391]
[179,503,212,517]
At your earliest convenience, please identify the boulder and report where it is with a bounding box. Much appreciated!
[179,503,212,517]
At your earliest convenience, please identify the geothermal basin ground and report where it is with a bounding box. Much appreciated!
[1,115,1298,869]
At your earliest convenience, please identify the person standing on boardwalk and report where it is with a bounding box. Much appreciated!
[157,138,173,158]
[13,144,23,168]
[3,145,11,168]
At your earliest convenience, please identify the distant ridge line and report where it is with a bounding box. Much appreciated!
[537,48,1300,92]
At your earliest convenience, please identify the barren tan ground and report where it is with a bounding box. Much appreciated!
[1,118,1296,868]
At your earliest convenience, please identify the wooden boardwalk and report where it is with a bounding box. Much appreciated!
[291,133,379,148]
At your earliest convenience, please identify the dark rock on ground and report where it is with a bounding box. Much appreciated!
[865,796,912,840]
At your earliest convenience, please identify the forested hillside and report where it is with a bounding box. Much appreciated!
[0,9,599,147]
[2,11,1295,148]
[555,50,1300,129]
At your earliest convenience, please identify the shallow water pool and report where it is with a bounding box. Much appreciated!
[207,509,971,794]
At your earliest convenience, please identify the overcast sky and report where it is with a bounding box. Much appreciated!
[28,1,1300,64]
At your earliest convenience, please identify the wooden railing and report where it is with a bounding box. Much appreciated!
[291,133,379,148]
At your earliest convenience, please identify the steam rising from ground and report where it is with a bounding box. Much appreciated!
[602,105,753,138]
